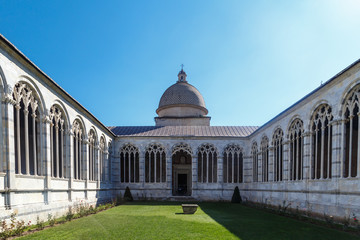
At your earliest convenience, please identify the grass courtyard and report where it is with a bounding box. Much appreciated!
[20,202,359,240]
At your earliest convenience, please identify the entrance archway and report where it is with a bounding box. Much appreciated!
[172,143,192,196]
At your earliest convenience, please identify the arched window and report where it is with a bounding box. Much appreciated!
[88,130,97,181]
[251,142,258,182]
[343,87,359,178]
[49,105,67,178]
[260,136,269,182]
[13,83,41,175]
[120,144,139,183]
[289,119,304,181]
[311,105,333,179]
[99,137,106,182]
[273,128,283,181]
[198,144,217,183]
[108,141,112,182]
[145,144,166,183]
[72,120,84,180]
[223,144,243,183]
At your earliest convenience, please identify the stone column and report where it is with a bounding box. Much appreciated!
[302,131,311,180]
[244,155,252,183]
[96,145,100,188]
[83,138,89,199]
[192,154,198,194]
[139,153,145,187]
[166,155,172,192]
[217,155,223,184]
[68,129,74,201]
[43,115,52,204]
[2,95,16,209]
[258,152,262,182]
[268,146,274,182]
[331,119,343,178]
[282,141,289,181]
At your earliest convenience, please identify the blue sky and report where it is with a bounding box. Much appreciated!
[1,0,360,126]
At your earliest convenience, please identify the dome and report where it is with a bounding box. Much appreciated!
[157,81,208,114]
[155,68,211,126]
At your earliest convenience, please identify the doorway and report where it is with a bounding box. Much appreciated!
[172,150,192,196]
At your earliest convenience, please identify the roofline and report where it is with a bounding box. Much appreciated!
[249,58,360,136]
[156,104,208,115]
[0,34,115,137]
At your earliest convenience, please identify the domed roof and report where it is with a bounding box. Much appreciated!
[156,70,208,114]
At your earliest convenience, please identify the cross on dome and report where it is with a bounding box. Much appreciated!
[178,64,187,82]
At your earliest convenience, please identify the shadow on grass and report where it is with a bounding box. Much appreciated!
[199,202,360,240]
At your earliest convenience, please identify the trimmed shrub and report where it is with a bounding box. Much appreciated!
[124,187,133,202]
[231,186,242,203]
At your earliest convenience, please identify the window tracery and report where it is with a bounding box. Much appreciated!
[343,87,359,178]
[49,105,66,178]
[310,105,333,179]
[172,143,192,155]
[289,119,304,181]
[198,144,217,183]
[260,136,269,182]
[251,142,258,182]
[72,120,84,180]
[273,128,283,181]
[120,144,139,183]
[145,143,166,183]
[88,130,97,181]
[13,83,41,175]
[223,144,243,183]
[99,137,106,182]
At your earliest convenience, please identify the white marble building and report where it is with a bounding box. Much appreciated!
[0,34,360,222]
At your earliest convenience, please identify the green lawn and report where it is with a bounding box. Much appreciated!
[20,202,360,240]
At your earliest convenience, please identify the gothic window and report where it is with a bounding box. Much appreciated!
[223,144,243,183]
[289,119,304,181]
[120,144,139,183]
[99,137,106,182]
[260,136,269,182]
[72,120,84,180]
[251,142,258,182]
[13,83,41,175]
[273,128,283,181]
[311,105,333,179]
[88,130,97,181]
[198,144,217,183]
[49,105,67,178]
[343,87,360,178]
[108,141,112,182]
[145,144,166,183]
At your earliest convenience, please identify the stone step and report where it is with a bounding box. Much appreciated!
[166,196,197,202]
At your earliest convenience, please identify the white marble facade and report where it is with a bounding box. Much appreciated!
[1,34,360,223]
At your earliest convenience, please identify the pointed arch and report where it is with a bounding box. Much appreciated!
[288,118,304,181]
[251,142,258,182]
[172,142,192,155]
[49,104,68,178]
[17,76,46,114]
[145,143,166,183]
[197,143,217,183]
[99,135,106,182]
[12,82,42,176]
[272,128,283,181]
[342,84,360,178]
[72,118,85,180]
[119,143,139,183]
[88,128,97,181]
[223,144,244,183]
[260,136,269,182]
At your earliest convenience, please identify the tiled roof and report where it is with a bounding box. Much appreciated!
[158,82,206,109]
[108,126,258,137]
